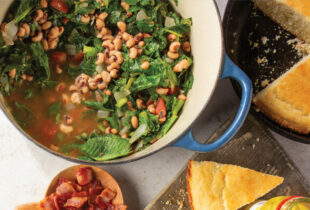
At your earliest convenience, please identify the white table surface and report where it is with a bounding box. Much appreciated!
[1,1,310,210]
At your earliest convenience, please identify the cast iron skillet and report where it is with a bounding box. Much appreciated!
[223,0,310,144]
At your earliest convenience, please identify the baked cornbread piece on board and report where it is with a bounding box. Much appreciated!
[187,161,283,210]
[253,55,310,134]
[254,0,310,44]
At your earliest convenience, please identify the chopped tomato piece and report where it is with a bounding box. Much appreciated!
[76,167,93,186]
[70,52,84,66]
[168,86,179,95]
[51,51,67,65]
[155,98,166,116]
[50,0,69,13]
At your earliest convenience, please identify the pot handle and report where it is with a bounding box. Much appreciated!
[173,54,252,152]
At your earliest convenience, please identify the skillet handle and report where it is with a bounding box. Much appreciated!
[172,54,252,152]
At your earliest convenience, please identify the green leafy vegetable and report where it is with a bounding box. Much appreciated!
[76,134,132,161]
[47,102,62,117]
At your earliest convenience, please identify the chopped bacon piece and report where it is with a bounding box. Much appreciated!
[72,191,88,197]
[56,182,76,197]
[114,204,127,210]
[65,196,88,208]
[96,188,116,203]
[76,167,93,186]
[40,194,58,210]
[88,180,104,196]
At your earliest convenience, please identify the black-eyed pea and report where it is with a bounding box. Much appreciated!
[62,93,70,104]
[110,69,119,79]
[122,32,131,41]
[126,38,136,48]
[81,86,89,94]
[64,115,73,125]
[21,23,30,36]
[104,89,112,96]
[32,31,43,42]
[103,120,109,127]
[8,69,16,78]
[111,128,118,134]
[100,27,109,36]
[121,133,128,139]
[26,75,34,82]
[101,71,111,83]
[40,0,48,8]
[167,33,177,42]
[96,53,105,65]
[88,79,98,90]
[107,63,120,71]
[114,38,122,51]
[169,41,181,52]
[48,38,58,50]
[167,51,179,60]
[147,104,156,114]
[121,1,130,11]
[49,26,59,39]
[117,21,126,33]
[42,39,49,51]
[102,40,112,48]
[182,41,191,53]
[136,99,145,110]
[42,21,52,30]
[96,19,105,30]
[34,9,44,22]
[137,47,143,55]
[173,59,189,72]
[114,51,124,64]
[56,64,62,74]
[97,82,107,90]
[131,116,138,129]
[158,116,166,124]
[98,12,108,21]
[81,15,91,24]
[21,74,27,80]
[38,12,48,24]
[178,94,187,101]
[143,33,152,38]
[71,92,82,104]
[129,47,138,59]
[138,41,145,47]
[17,27,26,38]
[69,85,78,92]
[102,34,114,41]
[60,123,73,134]
[141,61,150,70]
[58,26,64,36]
[156,87,169,95]
[105,127,111,134]
[134,33,143,43]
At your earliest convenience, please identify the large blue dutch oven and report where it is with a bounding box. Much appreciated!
[0,0,252,164]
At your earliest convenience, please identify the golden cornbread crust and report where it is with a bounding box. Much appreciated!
[254,55,310,134]
[187,161,283,210]
[254,0,310,44]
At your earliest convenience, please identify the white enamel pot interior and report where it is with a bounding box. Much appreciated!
[0,0,252,164]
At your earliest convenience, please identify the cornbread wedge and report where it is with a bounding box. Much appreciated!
[253,55,310,134]
[254,0,310,44]
[187,161,283,210]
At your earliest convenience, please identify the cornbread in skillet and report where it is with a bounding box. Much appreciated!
[253,0,310,44]
[253,55,310,134]
[187,160,283,210]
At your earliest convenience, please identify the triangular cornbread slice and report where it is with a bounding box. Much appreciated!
[187,161,283,210]
[253,55,310,134]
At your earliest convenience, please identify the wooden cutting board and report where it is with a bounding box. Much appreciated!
[145,114,310,210]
